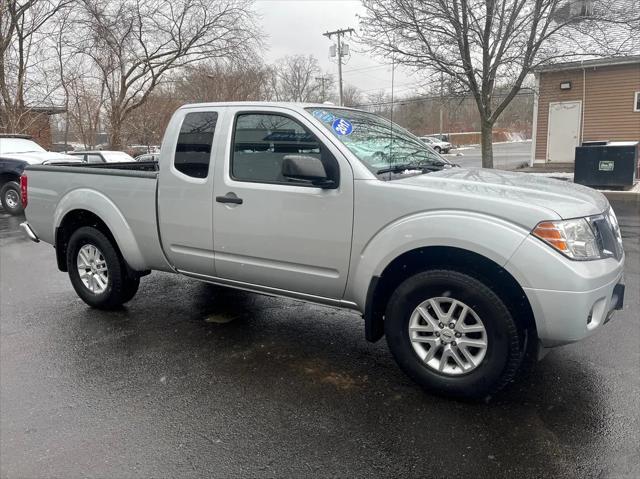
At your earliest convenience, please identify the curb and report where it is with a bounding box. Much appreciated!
[600,189,640,203]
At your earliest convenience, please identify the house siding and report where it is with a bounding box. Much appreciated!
[534,62,640,162]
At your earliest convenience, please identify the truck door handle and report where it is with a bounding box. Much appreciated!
[216,193,243,205]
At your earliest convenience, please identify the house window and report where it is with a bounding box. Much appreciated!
[635,92,640,112]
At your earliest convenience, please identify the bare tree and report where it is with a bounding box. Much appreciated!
[342,83,363,107]
[272,54,321,102]
[0,0,71,133]
[66,74,105,148]
[53,6,83,150]
[77,0,260,149]
[176,60,271,103]
[360,0,640,167]
[122,86,180,147]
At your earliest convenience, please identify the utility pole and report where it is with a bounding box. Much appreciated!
[323,27,354,106]
[315,75,330,102]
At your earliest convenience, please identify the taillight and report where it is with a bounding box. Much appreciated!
[20,175,28,208]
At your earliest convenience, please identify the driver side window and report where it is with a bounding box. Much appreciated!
[231,113,338,186]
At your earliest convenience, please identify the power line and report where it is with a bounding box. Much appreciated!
[358,80,428,94]
[354,91,534,108]
[342,64,390,74]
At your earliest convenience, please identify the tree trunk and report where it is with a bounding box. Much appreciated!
[109,115,122,150]
[63,108,70,152]
[480,120,494,168]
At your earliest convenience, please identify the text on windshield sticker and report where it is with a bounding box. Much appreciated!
[332,118,353,136]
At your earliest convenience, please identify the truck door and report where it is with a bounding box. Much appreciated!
[157,107,222,275]
[212,107,354,299]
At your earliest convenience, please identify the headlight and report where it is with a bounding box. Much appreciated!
[532,218,601,260]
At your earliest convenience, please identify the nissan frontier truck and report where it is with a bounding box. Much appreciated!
[20,103,625,399]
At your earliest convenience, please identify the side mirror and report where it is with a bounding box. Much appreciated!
[282,155,335,188]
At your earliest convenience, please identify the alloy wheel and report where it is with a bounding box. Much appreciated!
[408,297,488,376]
[76,244,109,294]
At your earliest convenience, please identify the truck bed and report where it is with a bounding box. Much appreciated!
[24,161,168,272]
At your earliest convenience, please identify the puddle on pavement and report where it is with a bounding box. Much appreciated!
[204,313,240,324]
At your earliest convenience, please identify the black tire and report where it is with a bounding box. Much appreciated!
[66,226,136,309]
[433,146,441,153]
[0,181,24,215]
[385,269,524,400]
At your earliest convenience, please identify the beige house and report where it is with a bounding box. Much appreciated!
[530,56,640,166]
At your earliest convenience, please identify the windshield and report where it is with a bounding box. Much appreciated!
[101,151,134,163]
[0,138,46,154]
[306,108,450,178]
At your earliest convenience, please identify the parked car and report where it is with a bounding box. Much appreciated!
[429,133,450,143]
[134,153,160,162]
[68,150,135,164]
[20,103,624,400]
[0,134,78,215]
[128,144,157,157]
[420,136,452,153]
[50,142,75,153]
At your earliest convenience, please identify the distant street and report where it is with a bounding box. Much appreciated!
[445,140,532,170]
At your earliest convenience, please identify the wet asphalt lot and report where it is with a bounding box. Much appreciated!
[1,200,638,478]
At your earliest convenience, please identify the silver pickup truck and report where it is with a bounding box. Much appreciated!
[21,102,625,399]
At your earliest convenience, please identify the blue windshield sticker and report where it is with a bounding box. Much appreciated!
[313,110,336,123]
[332,118,353,136]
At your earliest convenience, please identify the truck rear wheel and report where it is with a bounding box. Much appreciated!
[384,269,523,400]
[66,226,139,309]
[1,181,24,215]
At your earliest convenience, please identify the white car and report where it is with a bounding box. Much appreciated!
[134,153,161,162]
[420,136,452,153]
[68,150,135,164]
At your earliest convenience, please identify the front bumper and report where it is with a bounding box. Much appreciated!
[523,273,624,348]
[508,234,625,348]
[20,221,40,243]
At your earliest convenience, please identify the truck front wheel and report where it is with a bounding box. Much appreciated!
[66,226,139,309]
[385,269,523,400]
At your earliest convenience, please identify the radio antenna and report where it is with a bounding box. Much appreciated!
[388,49,396,178]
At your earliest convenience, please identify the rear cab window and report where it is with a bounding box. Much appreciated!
[174,111,218,178]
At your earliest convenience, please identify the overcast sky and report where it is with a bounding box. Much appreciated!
[255,0,421,99]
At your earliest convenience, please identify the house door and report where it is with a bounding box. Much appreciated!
[547,101,582,163]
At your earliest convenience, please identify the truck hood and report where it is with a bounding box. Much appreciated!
[0,151,79,164]
[397,167,609,219]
